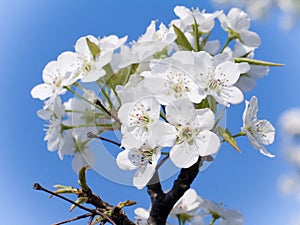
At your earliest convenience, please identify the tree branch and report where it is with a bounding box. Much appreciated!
[34,183,135,225]
[147,156,202,225]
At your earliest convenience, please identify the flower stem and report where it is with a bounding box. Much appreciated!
[209,216,218,225]
[220,37,233,53]
[87,132,122,148]
[232,131,246,138]
[64,86,104,113]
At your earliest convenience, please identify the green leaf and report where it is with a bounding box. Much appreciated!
[234,58,284,67]
[191,16,201,51]
[173,25,194,51]
[194,98,209,109]
[207,95,217,114]
[69,197,88,212]
[78,166,90,192]
[86,38,100,59]
[218,127,241,153]
[104,64,138,90]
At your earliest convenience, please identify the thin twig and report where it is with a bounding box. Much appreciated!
[33,183,116,225]
[94,99,121,125]
[87,132,123,148]
[52,213,92,225]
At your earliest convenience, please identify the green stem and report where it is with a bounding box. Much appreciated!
[62,123,113,130]
[160,111,167,121]
[220,37,233,53]
[64,86,104,113]
[232,131,246,138]
[209,216,217,225]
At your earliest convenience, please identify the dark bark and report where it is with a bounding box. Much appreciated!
[147,156,202,225]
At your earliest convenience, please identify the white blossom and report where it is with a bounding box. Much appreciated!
[116,142,161,189]
[31,52,76,101]
[200,200,243,225]
[37,97,65,153]
[218,8,261,47]
[185,51,244,106]
[171,188,203,216]
[241,96,275,157]
[173,6,222,33]
[166,98,220,168]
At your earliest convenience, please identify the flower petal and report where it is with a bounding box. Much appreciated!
[170,142,199,168]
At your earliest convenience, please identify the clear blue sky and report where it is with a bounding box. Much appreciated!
[0,0,300,224]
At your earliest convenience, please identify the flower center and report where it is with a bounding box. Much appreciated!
[208,79,222,92]
[129,103,153,128]
[165,71,191,98]
[177,126,195,144]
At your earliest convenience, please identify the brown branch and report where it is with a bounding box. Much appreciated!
[34,183,135,225]
[146,156,202,225]
[52,213,92,225]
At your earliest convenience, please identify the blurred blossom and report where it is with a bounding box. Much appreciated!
[279,108,300,136]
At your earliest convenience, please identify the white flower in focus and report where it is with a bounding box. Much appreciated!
[37,97,65,153]
[218,8,261,47]
[141,52,204,105]
[173,6,222,33]
[200,200,243,225]
[166,98,220,168]
[279,108,300,136]
[63,35,126,83]
[241,96,275,157]
[31,53,76,101]
[116,142,161,189]
[192,51,244,106]
[118,97,162,148]
[134,208,149,225]
[171,188,203,216]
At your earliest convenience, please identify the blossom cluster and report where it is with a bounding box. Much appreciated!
[31,5,276,190]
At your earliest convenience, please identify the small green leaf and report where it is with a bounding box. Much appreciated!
[78,166,90,192]
[194,98,209,109]
[218,127,241,153]
[51,184,77,197]
[234,58,284,67]
[207,95,217,114]
[173,25,194,51]
[104,64,138,90]
[86,38,101,59]
[69,197,88,212]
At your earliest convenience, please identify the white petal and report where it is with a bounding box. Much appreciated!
[222,86,244,105]
[31,83,53,100]
[133,164,156,189]
[121,131,145,149]
[195,130,220,156]
[216,61,240,86]
[193,108,215,130]
[240,30,261,48]
[116,149,139,170]
[147,120,177,147]
[170,142,199,168]
[238,62,250,74]
[81,69,106,82]
[236,76,256,92]
[166,98,196,125]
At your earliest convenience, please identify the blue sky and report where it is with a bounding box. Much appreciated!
[1,0,300,224]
